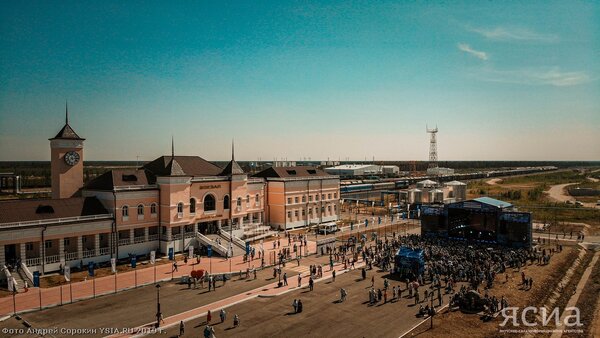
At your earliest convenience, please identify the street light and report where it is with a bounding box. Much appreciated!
[155,284,161,328]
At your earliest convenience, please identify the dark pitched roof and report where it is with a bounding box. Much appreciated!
[219,160,244,176]
[85,169,152,190]
[0,197,108,224]
[49,123,85,140]
[143,156,222,178]
[253,166,332,178]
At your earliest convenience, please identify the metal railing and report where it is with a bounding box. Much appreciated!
[114,184,158,191]
[172,233,182,240]
[133,236,146,244]
[148,234,159,241]
[219,230,246,250]
[99,247,110,256]
[184,232,195,239]
[82,250,96,258]
[196,232,227,256]
[0,214,113,228]
[45,255,60,264]
[25,257,41,267]
[118,238,131,246]
[65,252,78,261]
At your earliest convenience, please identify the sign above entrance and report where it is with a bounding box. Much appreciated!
[198,184,221,190]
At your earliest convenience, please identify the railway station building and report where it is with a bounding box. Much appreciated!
[0,112,340,278]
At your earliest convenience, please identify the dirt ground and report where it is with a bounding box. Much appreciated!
[408,246,580,338]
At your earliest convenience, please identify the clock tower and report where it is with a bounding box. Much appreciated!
[49,104,85,199]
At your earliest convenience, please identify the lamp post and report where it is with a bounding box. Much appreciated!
[155,284,161,328]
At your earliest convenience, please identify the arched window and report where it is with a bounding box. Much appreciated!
[255,194,260,204]
[137,204,144,215]
[223,195,230,209]
[177,202,183,214]
[190,198,196,214]
[122,206,129,217]
[150,203,157,215]
[246,195,250,204]
[237,197,242,207]
[204,194,216,211]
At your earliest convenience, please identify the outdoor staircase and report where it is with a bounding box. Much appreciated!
[196,232,228,256]
[207,234,245,257]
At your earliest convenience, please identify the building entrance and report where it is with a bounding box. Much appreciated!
[4,244,17,267]
[198,221,219,235]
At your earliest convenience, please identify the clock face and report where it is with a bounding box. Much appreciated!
[64,151,80,166]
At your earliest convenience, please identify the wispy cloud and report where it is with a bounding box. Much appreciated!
[468,26,559,43]
[457,43,488,60]
[478,67,591,87]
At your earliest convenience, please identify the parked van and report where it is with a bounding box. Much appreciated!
[318,223,338,235]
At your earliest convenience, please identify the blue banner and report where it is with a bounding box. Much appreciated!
[168,247,174,260]
[33,271,40,287]
[245,242,250,255]
[131,256,136,268]
[207,245,212,257]
[88,261,94,277]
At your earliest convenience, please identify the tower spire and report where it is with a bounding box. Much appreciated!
[231,139,235,161]
[65,100,69,125]
[171,135,174,158]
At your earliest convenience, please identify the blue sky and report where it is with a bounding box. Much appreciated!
[1,1,598,161]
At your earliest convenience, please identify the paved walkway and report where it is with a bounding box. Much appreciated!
[0,238,316,316]
[107,258,365,338]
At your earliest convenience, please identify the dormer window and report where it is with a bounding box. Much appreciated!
[36,205,54,214]
[286,170,296,175]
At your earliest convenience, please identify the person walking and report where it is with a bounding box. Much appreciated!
[220,309,226,323]
[179,321,185,337]
[362,268,366,280]
[233,314,240,327]
[298,274,302,287]
[371,276,375,287]
[206,310,212,325]
[173,261,178,272]
[283,272,288,286]
[309,277,314,291]
[332,270,336,282]
[292,299,298,313]
[297,299,303,313]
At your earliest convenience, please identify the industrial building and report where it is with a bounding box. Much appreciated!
[426,167,455,176]
[324,164,380,178]
[324,164,401,178]
[420,197,532,247]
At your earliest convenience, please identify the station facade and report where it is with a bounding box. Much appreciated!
[0,112,340,276]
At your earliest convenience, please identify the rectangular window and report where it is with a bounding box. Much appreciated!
[302,209,306,216]
[287,197,292,204]
[45,240,52,249]
[315,195,319,201]
[302,196,306,203]
[294,210,299,217]
[322,194,325,200]
[308,208,312,215]
[63,238,70,246]
[26,243,33,251]
[309,195,313,202]
[327,206,331,212]
[294,197,299,203]
[287,211,292,219]
[334,193,337,199]
[328,193,331,199]
[334,205,337,212]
